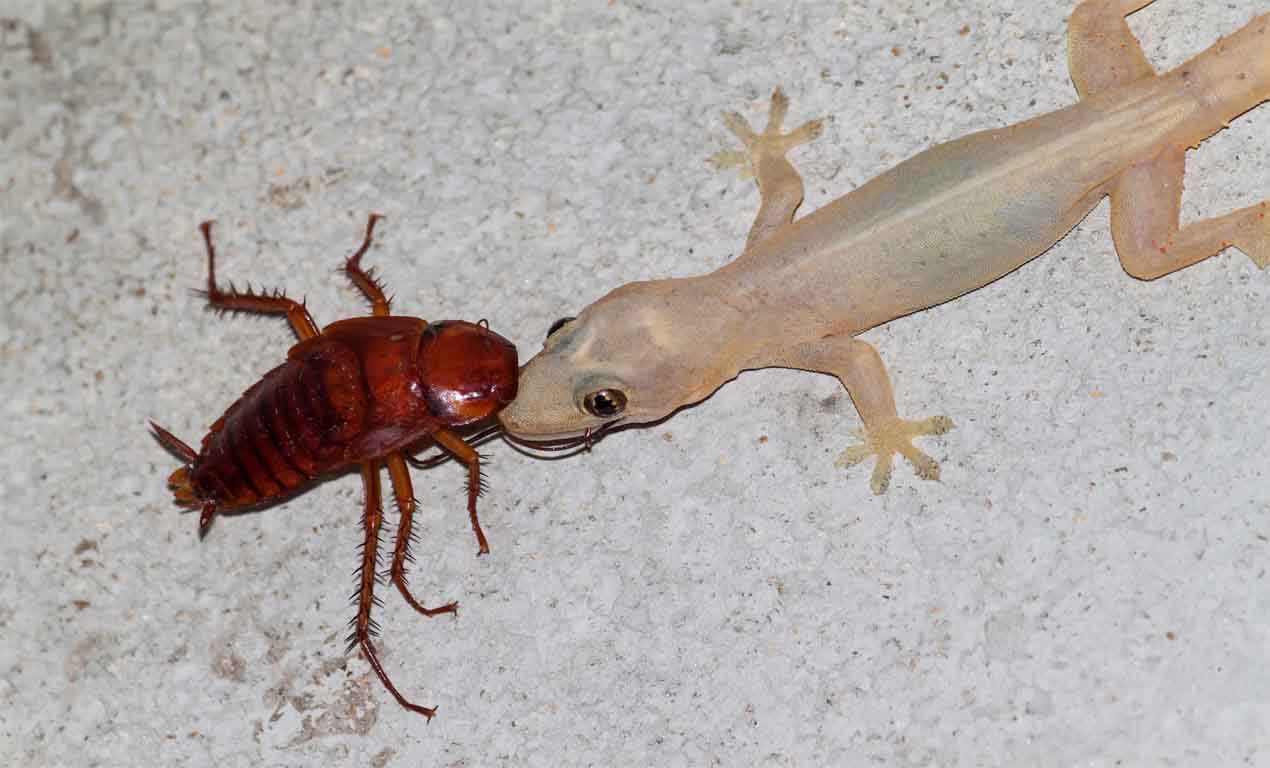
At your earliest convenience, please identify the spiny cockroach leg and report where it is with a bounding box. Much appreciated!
[198,221,320,340]
[342,214,392,317]
[386,453,459,617]
[350,460,437,720]
[432,429,490,556]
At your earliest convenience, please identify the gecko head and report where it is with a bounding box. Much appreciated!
[499,280,726,441]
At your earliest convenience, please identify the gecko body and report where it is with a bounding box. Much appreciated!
[499,1,1270,493]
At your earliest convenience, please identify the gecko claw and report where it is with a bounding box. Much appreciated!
[835,415,954,495]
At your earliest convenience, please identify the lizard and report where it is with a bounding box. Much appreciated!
[497,0,1270,494]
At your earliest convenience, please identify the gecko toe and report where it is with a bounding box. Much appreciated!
[798,118,825,141]
[708,149,749,172]
[918,415,956,436]
[869,455,894,495]
[766,87,790,131]
[835,443,873,469]
[721,111,756,142]
[901,446,941,482]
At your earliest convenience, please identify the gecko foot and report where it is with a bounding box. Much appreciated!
[708,87,824,178]
[835,415,955,495]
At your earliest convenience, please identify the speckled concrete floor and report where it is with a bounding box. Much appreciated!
[3,1,1268,765]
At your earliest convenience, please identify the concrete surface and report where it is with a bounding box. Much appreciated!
[3,1,1268,765]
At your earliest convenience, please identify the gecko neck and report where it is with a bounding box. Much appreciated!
[653,266,809,379]
[702,257,849,367]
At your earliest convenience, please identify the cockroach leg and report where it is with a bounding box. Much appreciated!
[432,429,490,556]
[342,213,392,317]
[349,460,438,720]
[198,501,217,539]
[385,453,460,617]
[198,221,320,340]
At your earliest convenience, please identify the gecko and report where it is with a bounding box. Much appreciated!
[498,0,1270,494]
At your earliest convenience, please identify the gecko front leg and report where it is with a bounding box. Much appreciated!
[771,336,954,495]
[710,87,824,251]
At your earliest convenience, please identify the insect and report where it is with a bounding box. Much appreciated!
[150,214,518,719]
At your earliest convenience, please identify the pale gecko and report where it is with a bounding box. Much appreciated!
[498,0,1270,494]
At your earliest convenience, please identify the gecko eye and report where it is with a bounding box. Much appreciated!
[546,316,575,340]
[583,389,627,418]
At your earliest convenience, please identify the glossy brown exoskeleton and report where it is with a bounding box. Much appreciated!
[150,214,517,719]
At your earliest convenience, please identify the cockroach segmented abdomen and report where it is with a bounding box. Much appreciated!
[187,354,368,512]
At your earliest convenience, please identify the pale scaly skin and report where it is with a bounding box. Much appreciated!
[500,1,1270,494]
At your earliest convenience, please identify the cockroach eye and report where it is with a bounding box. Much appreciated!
[582,389,627,418]
[546,316,575,340]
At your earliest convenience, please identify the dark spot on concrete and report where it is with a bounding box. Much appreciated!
[266,177,313,210]
[285,673,380,746]
[26,23,52,70]
[212,650,247,682]
[0,18,52,69]
[53,142,106,224]
[65,632,115,682]
[263,626,291,664]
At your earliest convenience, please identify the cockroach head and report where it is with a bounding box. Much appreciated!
[416,320,519,427]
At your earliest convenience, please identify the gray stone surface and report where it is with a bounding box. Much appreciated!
[2,1,1267,765]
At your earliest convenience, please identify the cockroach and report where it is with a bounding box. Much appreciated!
[150,214,517,719]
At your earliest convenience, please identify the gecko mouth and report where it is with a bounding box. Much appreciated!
[500,419,623,459]
[405,419,623,468]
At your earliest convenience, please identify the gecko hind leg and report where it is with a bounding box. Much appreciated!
[1109,160,1270,279]
[1068,0,1158,100]
[710,87,824,250]
[1070,0,1270,278]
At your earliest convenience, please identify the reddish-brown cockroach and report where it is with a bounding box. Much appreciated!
[150,214,517,720]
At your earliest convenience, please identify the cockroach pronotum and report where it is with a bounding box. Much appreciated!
[150,214,518,719]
